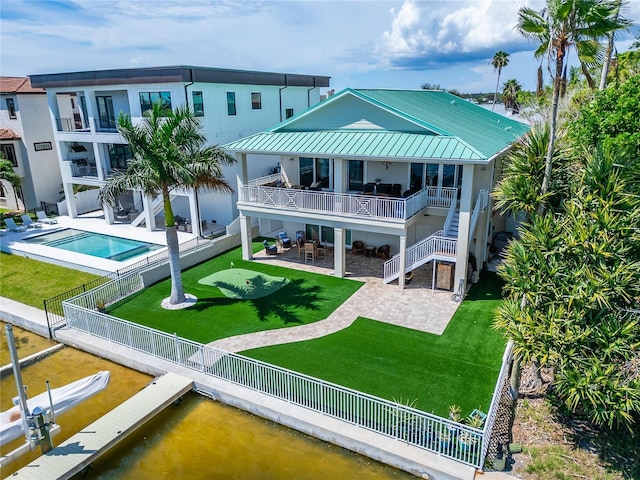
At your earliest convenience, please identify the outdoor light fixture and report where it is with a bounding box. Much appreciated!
[381,161,391,169]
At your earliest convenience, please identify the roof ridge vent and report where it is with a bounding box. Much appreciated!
[450,100,456,104]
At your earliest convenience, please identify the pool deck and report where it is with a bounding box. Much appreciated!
[0,213,193,275]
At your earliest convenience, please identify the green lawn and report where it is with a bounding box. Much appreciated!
[241,273,507,417]
[109,242,363,343]
[0,252,101,308]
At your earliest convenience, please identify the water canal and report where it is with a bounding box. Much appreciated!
[1,324,414,479]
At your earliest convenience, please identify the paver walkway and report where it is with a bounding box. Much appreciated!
[209,246,460,352]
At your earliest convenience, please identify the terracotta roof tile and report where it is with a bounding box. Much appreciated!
[0,128,21,140]
[0,76,45,94]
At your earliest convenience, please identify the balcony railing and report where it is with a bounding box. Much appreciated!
[239,184,457,223]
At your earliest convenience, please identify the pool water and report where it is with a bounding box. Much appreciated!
[25,228,163,261]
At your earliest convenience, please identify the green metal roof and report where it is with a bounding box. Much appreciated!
[223,88,530,160]
[223,130,484,160]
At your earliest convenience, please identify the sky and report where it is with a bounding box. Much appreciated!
[1,0,638,94]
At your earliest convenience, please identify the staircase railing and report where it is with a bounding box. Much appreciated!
[468,189,488,244]
[443,195,459,237]
[383,230,457,283]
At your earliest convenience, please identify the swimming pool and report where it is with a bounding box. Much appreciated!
[25,228,163,261]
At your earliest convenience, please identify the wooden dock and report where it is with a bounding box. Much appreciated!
[11,372,193,480]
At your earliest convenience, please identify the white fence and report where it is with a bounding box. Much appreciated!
[61,274,507,469]
[239,185,457,222]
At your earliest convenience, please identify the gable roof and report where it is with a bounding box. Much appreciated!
[223,88,529,161]
[0,129,21,140]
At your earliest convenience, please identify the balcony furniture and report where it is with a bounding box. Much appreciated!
[309,181,323,191]
[316,241,327,260]
[304,242,316,263]
[263,239,278,255]
[362,183,402,197]
[364,245,377,257]
[36,211,58,224]
[377,245,391,260]
[351,241,365,255]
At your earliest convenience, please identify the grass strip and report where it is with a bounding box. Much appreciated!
[242,273,506,416]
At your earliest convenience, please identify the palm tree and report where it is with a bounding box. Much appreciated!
[0,154,22,210]
[502,78,522,112]
[491,51,510,110]
[517,0,630,213]
[99,101,236,306]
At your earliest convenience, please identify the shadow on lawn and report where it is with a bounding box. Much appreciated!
[465,271,505,301]
[189,278,324,326]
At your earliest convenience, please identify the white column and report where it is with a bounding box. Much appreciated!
[93,143,105,181]
[454,164,474,297]
[142,194,156,231]
[240,215,253,261]
[189,193,200,238]
[398,235,407,288]
[63,182,78,218]
[333,158,345,193]
[104,205,114,224]
[333,227,345,277]
[236,153,248,192]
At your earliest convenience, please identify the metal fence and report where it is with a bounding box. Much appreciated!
[60,276,516,469]
[43,236,212,337]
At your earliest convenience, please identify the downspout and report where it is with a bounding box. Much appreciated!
[279,75,289,122]
[307,77,317,108]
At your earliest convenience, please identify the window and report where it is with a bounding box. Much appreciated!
[139,91,172,114]
[96,96,116,130]
[0,144,18,167]
[285,108,294,119]
[410,163,424,191]
[251,92,262,110]
[6,98,16,119]
[226,92,236,116]
[299,157,332,188]
[70,97,75,109]
[299,157,314,187]
[348,160,364,191]
[426,163,439,186]
[192,91,204,117]
[108,144,131,170]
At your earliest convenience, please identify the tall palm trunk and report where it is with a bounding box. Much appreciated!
[539,53,564,215]
[162,190,185,305]
[492,68,502,111]
[599,0,621,90]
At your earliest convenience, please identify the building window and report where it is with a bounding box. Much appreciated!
[139,91,172,114]
[96,96,116,130]
[6,98,16,119]
[251,92,262,110]
[0,144,18,167]
[348,160,364,192]
[227,92,236,116]
[192,91,204,117]
[285,108,294,119]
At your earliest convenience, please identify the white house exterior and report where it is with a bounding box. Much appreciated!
[0,77,61,212]
[29,66,330,236]
[223,88,530,293]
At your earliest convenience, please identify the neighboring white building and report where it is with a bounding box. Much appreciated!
[0,77,61,212]
[29,66,330,236]
[224,88,530,293]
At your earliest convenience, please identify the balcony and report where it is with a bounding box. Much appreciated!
[71,160,99,178]
[238,182,457,224]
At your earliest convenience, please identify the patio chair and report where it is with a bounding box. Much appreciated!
[316,241,327,260]
[4,217,27,232]
[36,210,58,224]
[377,244,391,260]
[351,240,364,255]
[304,242,315,263]
[263,239,278,255]
[21,214,42,229]
[277,232,291,248]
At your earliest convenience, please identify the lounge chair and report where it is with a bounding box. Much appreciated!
[263,239,278,255]
[277,232,291,248]
[21,214,42,229]
[4,218,27,232]
[36,210,58,224]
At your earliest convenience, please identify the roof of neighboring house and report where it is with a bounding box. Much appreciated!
[0,128,21,140]
[0,77,45,94]
[223,88,529,161]
[30,66,330,89]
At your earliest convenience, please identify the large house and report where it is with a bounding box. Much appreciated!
[0,77,61,212]
[29,66,330,236]
[223,88,529,292]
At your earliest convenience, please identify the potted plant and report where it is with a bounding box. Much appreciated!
[95,299,107,313]
[458,411,485,451]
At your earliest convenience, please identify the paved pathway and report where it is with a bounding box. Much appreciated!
[209,246,460,352]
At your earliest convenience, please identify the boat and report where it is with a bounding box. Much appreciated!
[0,370,111,447]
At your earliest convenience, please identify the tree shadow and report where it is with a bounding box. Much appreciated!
[188,278,323,326]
